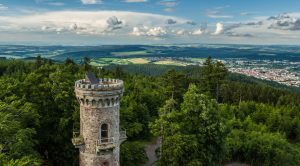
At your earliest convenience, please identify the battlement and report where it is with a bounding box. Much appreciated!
[75,78,124,91]
[75,78,124,108]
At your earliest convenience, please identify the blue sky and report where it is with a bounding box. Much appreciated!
[0,0,300,45]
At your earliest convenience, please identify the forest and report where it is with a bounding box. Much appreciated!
[0,56,300,166]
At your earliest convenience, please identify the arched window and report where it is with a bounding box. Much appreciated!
[92,100,96,106]
[80,99,84,105]
[101,124,108,143]
[105,99,110,107]
[111,98,115,106]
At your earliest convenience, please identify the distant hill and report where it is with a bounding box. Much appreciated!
[1,44,300,62]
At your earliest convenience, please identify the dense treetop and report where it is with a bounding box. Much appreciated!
[0,57,299,166]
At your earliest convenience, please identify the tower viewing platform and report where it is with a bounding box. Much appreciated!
[75,78,124,91]
[73,72,126,166]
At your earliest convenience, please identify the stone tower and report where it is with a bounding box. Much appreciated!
[73,72,126,166]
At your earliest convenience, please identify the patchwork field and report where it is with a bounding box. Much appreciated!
[90,58,192,67]
[90,58,151,66]
[128,58,150,64]
[154,60,187,66]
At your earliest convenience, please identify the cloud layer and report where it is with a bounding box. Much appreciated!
[221,13,300,38]
[0,10,198,38]
[0,4,8,10]
[1,10,300,44]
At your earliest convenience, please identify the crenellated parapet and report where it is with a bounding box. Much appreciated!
[75,78,124,108]
[75,78,124,91]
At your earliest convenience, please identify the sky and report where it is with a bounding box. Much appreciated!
[0,0,300,45]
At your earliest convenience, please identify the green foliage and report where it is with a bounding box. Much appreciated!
[0,56,299,166]
[105,64,182,76]
[120,75,163,139]
[0,59,80,165]
[151,84,227,166]
[200,56,228,101]
[220,101,300,165]
[226,130,300,166]
[0,154,41,166]
[120,141,148,166]
[160,69,187,105]
[0,101,41,165]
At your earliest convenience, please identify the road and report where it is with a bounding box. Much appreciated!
[144,138,161,166]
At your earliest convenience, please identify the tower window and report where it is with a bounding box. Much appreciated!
[92,100,96,106]
[105,99,110,107]
[101,124,108,143]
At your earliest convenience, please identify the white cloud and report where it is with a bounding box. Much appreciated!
[176,29,187,35]
[41,25,50,31]
[217,12,300,40]
[146,27,167,37]
[267,13,300,31]
[164,8,174,12]
[192,29,204,35]
[0,4,8,10]
[207,14,233,19]
[227,13,300,32]
[3,10,300,44]
[0,10,187,37]
[131,27,145,36]
[131,26,168,38]
[124,0,147,2]
[81,0,102,5]
[213,23,224,35]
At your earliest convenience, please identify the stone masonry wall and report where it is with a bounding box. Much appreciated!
[75,79,123,166]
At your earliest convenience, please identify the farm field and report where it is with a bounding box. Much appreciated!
[90,57,191,66]
[90,58,151,66]
[154,60,187,66]
[128,58,150,64]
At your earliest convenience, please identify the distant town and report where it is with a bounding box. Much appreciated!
[224,59,300,87]
[136,57,300,87]
[133,57,300,88]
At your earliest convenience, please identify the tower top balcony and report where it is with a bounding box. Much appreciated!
[75,72,124,92]
[75,72,124,106]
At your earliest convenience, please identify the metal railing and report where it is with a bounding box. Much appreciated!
[97,137,115,145]
[95,131,127,152]
[96,137,115,151]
